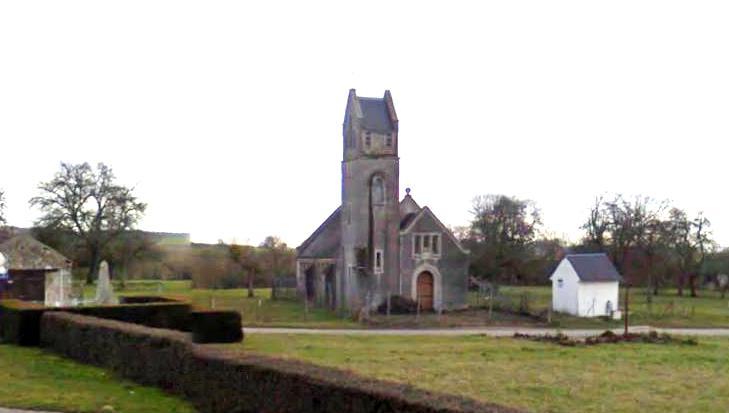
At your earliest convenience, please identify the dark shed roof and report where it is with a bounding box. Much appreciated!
[0,235,71,271]
[566,253,622,282]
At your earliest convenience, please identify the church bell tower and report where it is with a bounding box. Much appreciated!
[340,89,400,311]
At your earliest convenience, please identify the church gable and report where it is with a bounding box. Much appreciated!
[399,191,421,218]
[401,207,468,256]
[296,207,342,259]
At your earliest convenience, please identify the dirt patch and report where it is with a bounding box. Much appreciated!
[513,330,699,347]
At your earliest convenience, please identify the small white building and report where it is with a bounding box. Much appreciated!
[550,253,622,318]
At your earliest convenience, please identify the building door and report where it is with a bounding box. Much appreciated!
[416,271,434,311]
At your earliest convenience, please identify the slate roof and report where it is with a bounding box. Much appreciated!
[358,97,395,133]
[400,213,418,230]
[296,207,342,259]
[0,235,71,271]
[566,253,622,282]
[399,206,470,254]
[399,193,421,217]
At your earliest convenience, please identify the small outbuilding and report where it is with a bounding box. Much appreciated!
[0,235,72,303]
[550,253,622,318]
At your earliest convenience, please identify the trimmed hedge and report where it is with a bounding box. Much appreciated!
[191,310,243,343]
[0,300,46,346]
[71,302,192,330]
[119,296,182,304]
[0,298,243,346]
[0,299,191,346]
[41,312,528,413]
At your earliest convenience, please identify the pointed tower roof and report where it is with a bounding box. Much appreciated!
[344,89,399,134]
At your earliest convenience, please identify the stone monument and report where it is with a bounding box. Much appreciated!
[95,260,117,304]
[45,268,73,307]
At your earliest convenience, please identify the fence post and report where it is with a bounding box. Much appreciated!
[488,287,493,321]
[547,304,552,324]
[623,284,630,336]
[304,296,309,321]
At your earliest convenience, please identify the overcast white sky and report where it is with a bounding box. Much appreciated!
[1,1,728,247]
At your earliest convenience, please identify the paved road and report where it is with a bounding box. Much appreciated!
[245,326,729,337]
[0,409,61,413]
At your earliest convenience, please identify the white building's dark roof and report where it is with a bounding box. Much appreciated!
[566,253,622,282]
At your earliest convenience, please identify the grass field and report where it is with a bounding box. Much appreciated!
[234,333,729,413]
[86,280,357,328]
[81,280,729,329]
[495,286,729,328]
[0,344,195,413]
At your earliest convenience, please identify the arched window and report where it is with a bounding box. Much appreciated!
[371,176,385,205]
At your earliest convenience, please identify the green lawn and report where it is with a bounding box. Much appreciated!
[235,333,729,413]
[0,344,195,413]
[80,280,729,328]
[495,286,729,328]
[87,280,357,328]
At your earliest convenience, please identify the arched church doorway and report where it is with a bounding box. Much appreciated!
[416,271,434,311]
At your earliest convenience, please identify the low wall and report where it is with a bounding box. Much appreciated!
[40,312,528,413]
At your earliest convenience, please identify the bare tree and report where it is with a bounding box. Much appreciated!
[581,196,609,250]
[105,231,160,288]
[665,208,714,297]
[581,195,669,286]
[30,162,146,284]
[259,236,295,299]
[229,243,260,298]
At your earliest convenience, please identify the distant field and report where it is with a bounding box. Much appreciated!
[0,344,195,413]
[234,333,729,413]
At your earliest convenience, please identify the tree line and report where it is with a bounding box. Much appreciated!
[462,194,727,297]
[1,162,296,290]
[4,162,728,297]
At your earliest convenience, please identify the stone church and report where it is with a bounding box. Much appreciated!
[296,89,469,313]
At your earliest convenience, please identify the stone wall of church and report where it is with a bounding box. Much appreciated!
[340,157,400,309]
[399,213,469,311]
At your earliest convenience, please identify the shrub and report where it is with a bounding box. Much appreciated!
[190,310,243,343]
[377,295,418,314]
[41,312,526,413]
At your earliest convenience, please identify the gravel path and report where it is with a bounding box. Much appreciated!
[0,408,62,413]
[244,326,729,337]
